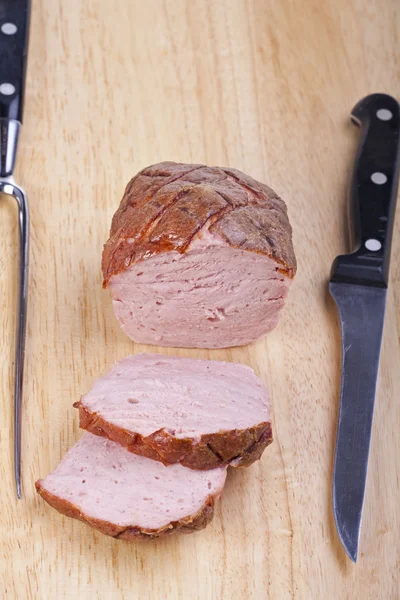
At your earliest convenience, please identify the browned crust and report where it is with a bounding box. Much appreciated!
[102,162,296,286]
[74,401,273,470]
[35,481,218,540]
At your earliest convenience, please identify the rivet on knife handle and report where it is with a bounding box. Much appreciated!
[0,0,31,499]
[329,94,400,562]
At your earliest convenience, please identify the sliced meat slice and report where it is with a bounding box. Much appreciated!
[75,354,272,470]
[36,433,227,540]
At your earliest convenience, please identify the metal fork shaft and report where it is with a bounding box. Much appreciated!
[0,179,29,498]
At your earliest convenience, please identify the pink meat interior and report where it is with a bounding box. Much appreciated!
[81,354,270,439]
[39,433,227,529]
[109,243,291,348]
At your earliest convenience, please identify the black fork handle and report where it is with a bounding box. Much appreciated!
[0,0,31,176]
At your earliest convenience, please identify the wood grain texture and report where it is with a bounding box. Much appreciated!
[1,0,399,598]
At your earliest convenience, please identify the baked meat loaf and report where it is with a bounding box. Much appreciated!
[102,162,296,348]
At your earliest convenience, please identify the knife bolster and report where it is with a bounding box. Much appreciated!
[330,253,388,288]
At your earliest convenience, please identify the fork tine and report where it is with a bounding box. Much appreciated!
[0,183,31,499]
[13,185,29,499]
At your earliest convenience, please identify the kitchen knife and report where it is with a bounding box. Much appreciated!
[0,0,31,498]
[329,93,400,562]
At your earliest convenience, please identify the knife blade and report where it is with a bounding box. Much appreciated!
[330,93,400,562]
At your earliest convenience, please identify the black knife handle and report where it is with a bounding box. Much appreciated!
[0,0,30,176]
[331,94,400,288]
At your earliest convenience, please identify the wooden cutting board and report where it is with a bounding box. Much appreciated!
[1,0,399,598]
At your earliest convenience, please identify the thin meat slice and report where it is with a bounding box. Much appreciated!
[75,354,272,470]
[102,162,296,349]
[36,433,227,540]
